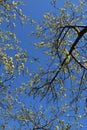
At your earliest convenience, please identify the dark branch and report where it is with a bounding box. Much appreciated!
[71,54,87,70]
[50,26,87,86]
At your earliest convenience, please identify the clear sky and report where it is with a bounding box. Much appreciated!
[4,0,87,129]
[15,0,87,129]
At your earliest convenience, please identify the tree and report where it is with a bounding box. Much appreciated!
[0,0,58,130]
[27,0,87,129]
[0,0,87,130]
[0,0,28,129]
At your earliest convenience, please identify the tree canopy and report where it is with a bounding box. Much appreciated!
[0,0,87,130]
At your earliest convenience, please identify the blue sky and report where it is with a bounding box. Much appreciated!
[14,0,87,129]
[1,0,87,129]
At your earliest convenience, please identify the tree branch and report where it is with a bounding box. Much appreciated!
[71,54,87,70]
[50,26,87,85]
